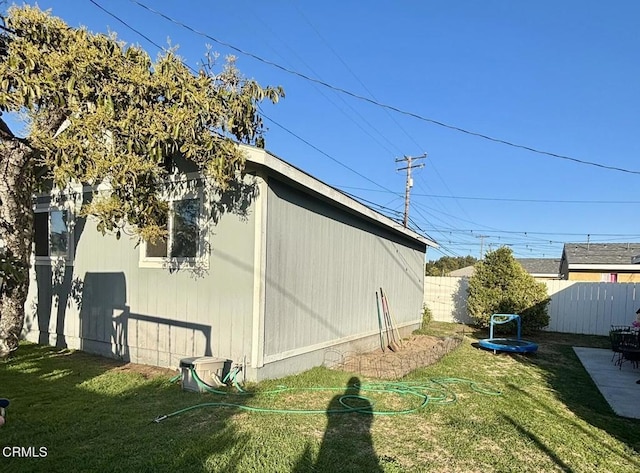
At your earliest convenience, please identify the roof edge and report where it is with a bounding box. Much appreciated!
[241,145,438,248]
[569,264,640,271]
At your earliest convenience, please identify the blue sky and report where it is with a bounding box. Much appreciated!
[6,1,640,261]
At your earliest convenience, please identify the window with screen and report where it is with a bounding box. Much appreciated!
[142,198,200,263]
[34,208,72,262]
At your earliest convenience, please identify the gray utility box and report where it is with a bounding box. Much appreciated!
[179,356,230,393]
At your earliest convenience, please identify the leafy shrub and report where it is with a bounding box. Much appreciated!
[467,247,550,332]
[421,303,433,329]
[425,255,477,276]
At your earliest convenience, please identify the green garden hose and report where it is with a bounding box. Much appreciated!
[153,373,501,423]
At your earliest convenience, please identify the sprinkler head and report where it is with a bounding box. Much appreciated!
[152,415,168,424]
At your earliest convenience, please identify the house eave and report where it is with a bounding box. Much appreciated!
[569,264,640,271]
[241,145,438,249]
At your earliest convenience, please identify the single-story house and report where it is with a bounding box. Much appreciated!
[23,145,437,381]
[560,243,640,282]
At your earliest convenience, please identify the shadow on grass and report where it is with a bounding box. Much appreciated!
[471,329,640,458]
[292,377,382,473]
[532,341,640,453]
[501,414,576,473]
[0,342,252,473]
[505,380,640,469]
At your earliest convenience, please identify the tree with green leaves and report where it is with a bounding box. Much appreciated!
[0,5,284,356]
[425,255,477,276]
[466,247,550,331]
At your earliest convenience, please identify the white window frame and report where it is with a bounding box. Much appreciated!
[33,202,75,266]
[139,185,208,270]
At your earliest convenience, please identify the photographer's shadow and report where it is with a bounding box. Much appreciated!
[295,377,382,472]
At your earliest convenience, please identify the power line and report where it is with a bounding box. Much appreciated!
[406,200,640,252]
[417,226,640,238]
[413,165,474,225]
[260,110,397,195]
[340,190,444,246]
[292,4,422,153]
[295,4,473,226]
[411,199,520,237]
[84,1,640,260]
[89,0,401,200]
[409,205,462,258]
[248,10,400,157]
[88,0,420,234]
[127,0,640,176]
[88,0,182,65]
[329,186,640,204]
[341,191,403,218]
[413,195,640,205]
[401,196,638,257]
[268,3,474,235]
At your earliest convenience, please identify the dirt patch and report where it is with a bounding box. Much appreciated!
[100,334,462,381]
[325,334,463,379]
[110,362,176,379]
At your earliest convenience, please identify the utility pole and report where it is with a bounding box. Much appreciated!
[396,153,427,228]
[476,234,489,259]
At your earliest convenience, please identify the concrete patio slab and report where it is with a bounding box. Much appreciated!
[573,347,640,420]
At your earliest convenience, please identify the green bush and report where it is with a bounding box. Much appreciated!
[421,303,433,329]
[467,247,550,332]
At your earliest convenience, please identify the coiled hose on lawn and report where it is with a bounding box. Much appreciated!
[153,368,501,423]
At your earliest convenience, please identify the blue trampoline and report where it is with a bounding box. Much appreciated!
[478,314,538,354]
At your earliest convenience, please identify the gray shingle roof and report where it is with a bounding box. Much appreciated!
[562,243,640,265]
[516,258,561,275]
[448,265,475,277]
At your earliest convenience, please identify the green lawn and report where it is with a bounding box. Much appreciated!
[1,323,639,472]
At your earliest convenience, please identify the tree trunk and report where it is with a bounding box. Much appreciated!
[0,138,34,357]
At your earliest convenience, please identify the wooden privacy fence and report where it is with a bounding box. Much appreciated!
[423,276,640,336]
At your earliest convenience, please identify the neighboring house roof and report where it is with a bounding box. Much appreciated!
[242,145,438,249]
[448,258,560,278]
[448,265,475,277]
[561,242,640,270]
[448,260,561,278]
[516,258,561,277]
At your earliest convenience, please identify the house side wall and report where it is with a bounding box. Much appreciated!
[568,272,603,282]
[568,271,640,282]
[260,178,425,380]
[618,274,640,282]
[24,190,257,370]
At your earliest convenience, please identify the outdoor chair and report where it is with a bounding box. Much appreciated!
[609,326,631,364]
[618,331,640,370]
